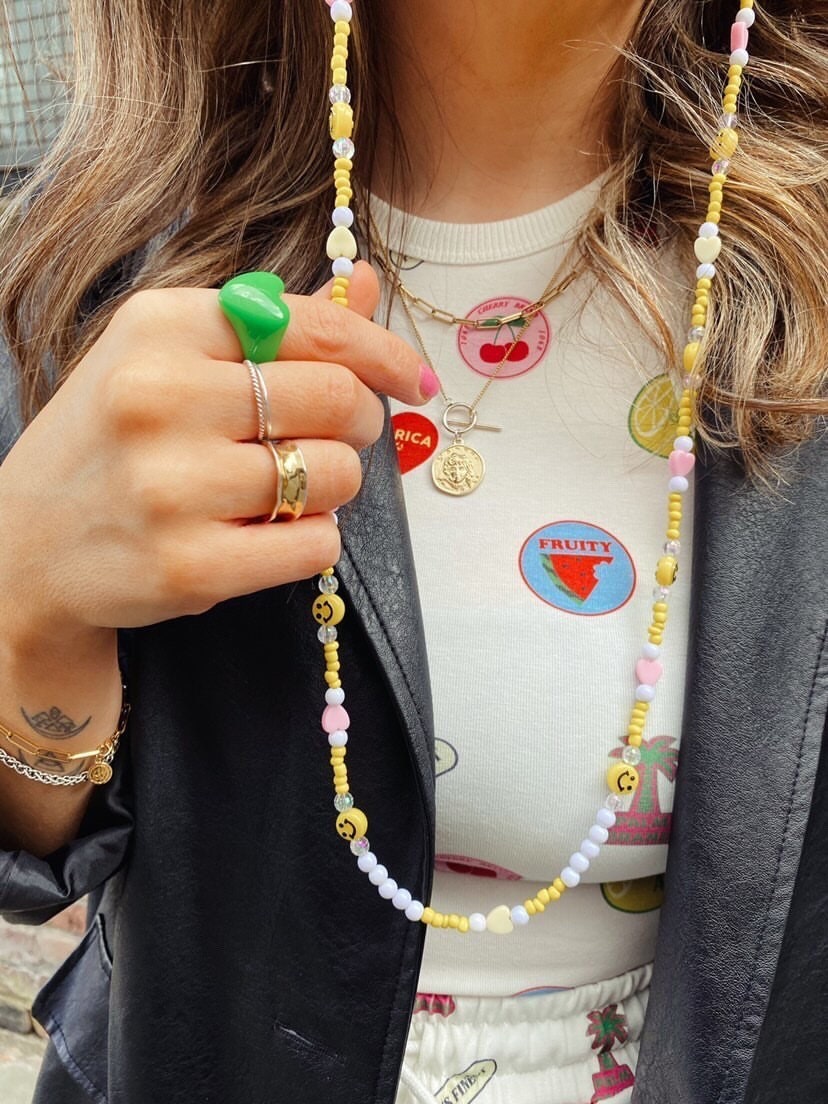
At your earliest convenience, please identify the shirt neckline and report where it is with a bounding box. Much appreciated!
[366,174,606,266]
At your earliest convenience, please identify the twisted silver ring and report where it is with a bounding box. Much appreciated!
[244,359,273,441]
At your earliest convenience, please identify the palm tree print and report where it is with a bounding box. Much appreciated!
[586,1004,635,1101]
[608,734,679,845]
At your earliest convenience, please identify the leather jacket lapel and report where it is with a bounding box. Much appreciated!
[635,435,828,1103]
[337,405,436,847]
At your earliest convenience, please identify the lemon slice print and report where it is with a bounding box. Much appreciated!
[628,374,681,458]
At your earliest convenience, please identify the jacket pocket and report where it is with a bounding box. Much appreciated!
[32,912,112,1104]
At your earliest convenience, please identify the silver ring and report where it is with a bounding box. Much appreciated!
[244,359,273,441]
[261,440,284,523]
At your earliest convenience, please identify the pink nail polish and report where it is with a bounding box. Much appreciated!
[419,363,440,400]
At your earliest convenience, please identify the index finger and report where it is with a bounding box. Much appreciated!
[276,294,432,406]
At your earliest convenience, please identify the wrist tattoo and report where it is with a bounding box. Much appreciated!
[21,705,92,741]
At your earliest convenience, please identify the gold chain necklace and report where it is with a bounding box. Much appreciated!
[373,233,581,495]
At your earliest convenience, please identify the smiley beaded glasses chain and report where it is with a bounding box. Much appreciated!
[315,0,756,935]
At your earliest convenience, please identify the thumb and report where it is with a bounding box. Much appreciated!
[314,260,379,320]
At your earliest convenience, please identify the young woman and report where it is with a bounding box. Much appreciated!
[0,2,825,1102]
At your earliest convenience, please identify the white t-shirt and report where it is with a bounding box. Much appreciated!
[375,176,694,997]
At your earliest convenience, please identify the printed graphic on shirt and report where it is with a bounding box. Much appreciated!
[413,993,457,1017]
[601,874,665,914]
[519,521,636,616]
[586,1005,635,1102]
[628,374,681,458]
[434,855,522,880]
[435,738,459,777]
[458,298,550,379]
[393,411,440,474]
[434,1059,497,1104]
[607,735,679,846]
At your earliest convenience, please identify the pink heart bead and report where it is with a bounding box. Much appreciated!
[669,450,696,477]
[322,704,350,733]
[635,658,664,686]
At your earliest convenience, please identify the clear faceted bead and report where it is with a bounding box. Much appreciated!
[329,84,352,104]
[653,585,671,602]
[318,575,339,595]
[605,793,623,812]
[663,540,681,557]
[683,373,701,390]
[350,836,370,856]
[711,158,731,176]
[334,793,354,812]
[332,137,355,159]
[622,746,643,766]
[688,326,706,342]
[718,112,738,129]
[317,625,338,644]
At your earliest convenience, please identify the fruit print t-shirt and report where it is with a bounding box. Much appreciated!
[377,174,694,997]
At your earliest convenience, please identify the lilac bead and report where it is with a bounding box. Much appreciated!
[699,222,719,239]
[643,642,661,660]
[674,435,694,453]
[636,684,656,703]
[350,837,370,856]
[511,905,530,926]
[589,824,610,845]
[735,9,756,26]
[669,475,689,494]
[325,687,345,706]
[469,912,487,933]
[569,851,590,874]
[596,807,617,829]
[332,207,354,228]
[332,257,354,279]
[696,263,716,280]
[581,839,601,860]
[560,866,581,888]
[731,48,750,66]
[378,878,398,900]
[357,851,377,873]
[711,158,731,176]
[330,1,352,22]
[405,900,425,922]
[328,730,348,747]
[392,888,412,911]
[368,864,388,886]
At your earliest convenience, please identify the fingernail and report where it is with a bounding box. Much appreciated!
[419,363,440,400]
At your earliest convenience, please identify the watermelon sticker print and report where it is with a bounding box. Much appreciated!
[519,521,636,616]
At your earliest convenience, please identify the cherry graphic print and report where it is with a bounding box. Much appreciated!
[458,297,551,379]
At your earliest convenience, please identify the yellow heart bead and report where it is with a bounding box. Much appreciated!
[486,905,514,935]
[694,236,722,264]
[326,226,358,261]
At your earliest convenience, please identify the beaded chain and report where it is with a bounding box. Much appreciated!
[314,0,757,935]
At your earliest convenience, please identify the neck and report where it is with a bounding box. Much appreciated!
[371,0,645,221]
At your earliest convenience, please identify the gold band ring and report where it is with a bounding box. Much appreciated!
[260,440,308,523]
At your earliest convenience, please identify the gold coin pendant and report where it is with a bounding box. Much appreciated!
[88,761,113,786]
[431,443,485,496]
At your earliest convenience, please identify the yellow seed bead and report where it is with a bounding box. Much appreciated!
[337,188,354,200]
[711,172,728,186]
[459,917,470,933]
[553,878,566,895]
[538,888,550,905]
[524,899,537,916]
[334,157,353,171]
[323,641,339,652]
[422,908,434,925]
[326,663,341,675]
[667,530,680,541]
[432,911,444,927]
[628,732,643,748]
[321,568,334,577]
[335,19,350,34]
[547,885,561,901]
[333,67,347,85]
[335,784,349,795]
[697,278,713,291]
[532,897,546,913]
[333,169,351,183]
[683,342,700,373]
[330,748,346,761]
[333,278,350,292]
[333,764,347,778]
[332,297,349,308]
[334,32,348,48]
[324,673,342,687]
[706,212,721,225]
[729,64,744,77]
[448,914,460,929]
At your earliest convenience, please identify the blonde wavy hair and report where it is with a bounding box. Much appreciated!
[0,0,826,478]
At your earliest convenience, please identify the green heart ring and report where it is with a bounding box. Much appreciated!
[218,271,291,364]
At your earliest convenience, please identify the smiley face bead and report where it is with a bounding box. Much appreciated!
[313,593,346,627]
[655,556,678,588]
[336,807,368,842]
[607,761,640,796]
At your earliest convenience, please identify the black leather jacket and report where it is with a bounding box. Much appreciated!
[1,376,826,1103]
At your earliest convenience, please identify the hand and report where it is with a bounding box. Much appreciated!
[0,262,431,643]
